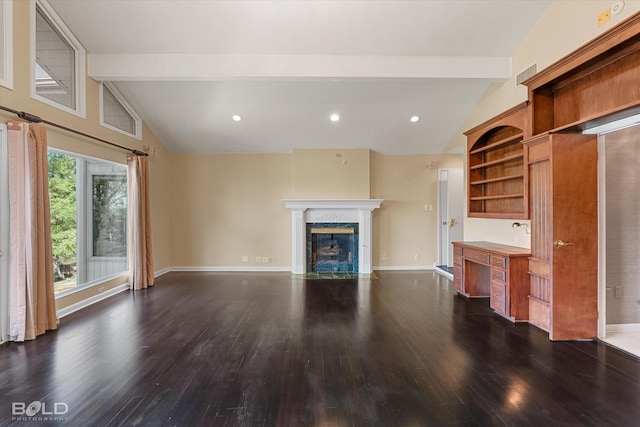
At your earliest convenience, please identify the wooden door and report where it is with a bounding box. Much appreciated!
[550,133,598,340]
[527,133,598,340]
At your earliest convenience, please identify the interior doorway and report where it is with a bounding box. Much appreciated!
[436,168,464,277]
[598,122,640,356]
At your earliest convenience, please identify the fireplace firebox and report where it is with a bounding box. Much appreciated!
[307,223,358,273]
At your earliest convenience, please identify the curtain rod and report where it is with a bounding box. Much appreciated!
[0,105,148,157]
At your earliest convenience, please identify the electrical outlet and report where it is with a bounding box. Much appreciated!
[242,256,249,263]
[262,257,269,263]
[255,256,262,263]
[414,254,420,261]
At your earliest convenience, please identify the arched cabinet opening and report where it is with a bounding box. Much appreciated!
[464,103,528,219]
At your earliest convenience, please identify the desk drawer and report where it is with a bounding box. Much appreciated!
[464,248,490,265]
[491,255,507,269]
[490,281,506,314]
[491,269,506,283]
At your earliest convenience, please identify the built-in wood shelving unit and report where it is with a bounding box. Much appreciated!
[464,102,529,219]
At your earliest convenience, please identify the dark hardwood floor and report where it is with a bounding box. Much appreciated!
[2,271,640,426]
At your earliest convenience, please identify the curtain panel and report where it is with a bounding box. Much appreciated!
[128,155,154,290]
[7,121,57,341]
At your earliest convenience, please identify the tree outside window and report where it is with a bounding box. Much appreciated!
[92,175,127,257]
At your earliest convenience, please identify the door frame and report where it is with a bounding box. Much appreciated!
[437,168,464,268]
[597,136,607,339]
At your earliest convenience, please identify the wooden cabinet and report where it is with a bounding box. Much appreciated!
[525,133,598,340]
[453,242,530,322]
[524,13,640,136]
[464,103,529,219]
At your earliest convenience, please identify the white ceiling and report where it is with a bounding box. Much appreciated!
[48,0,550,154]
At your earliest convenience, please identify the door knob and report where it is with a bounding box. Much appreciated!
[448,218,455,227]
[553,240,574,249]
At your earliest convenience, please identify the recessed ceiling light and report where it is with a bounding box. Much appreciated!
[232,115,242,122]
[330,113,340,122]
[410,116,420,123]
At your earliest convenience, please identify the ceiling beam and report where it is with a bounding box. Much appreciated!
[88,54,511,81]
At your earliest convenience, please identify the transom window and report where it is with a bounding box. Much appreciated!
[32,0,86,117]
[100,82,142,140]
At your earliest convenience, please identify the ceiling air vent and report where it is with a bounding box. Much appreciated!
[516,63,538,86]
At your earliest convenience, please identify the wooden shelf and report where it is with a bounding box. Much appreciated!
[464,103,529,219]
[470,193,524,201]
[470,174,524,186]
[470,153,524,170]
[469,132,524,155]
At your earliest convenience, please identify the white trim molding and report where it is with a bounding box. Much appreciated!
[283,199,383,275]
[171,266,291,273]
[56,283,129,318]
[374,266,435,271]
[0,0,13,90]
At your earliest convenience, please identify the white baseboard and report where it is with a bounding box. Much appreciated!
[434,268,453,280]
[154,267,172,277]
[373,265,435,271]
[57,283,129,318]
[170,266,292,273]
[607,323,640,332]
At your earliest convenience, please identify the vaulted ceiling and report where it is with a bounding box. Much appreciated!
[48,0,550,154]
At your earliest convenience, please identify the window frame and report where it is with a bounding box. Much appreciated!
[86,162,128,261]
[0,0,13,90]
[31,0,86,118]
[99,82,142,140]
[48,148,128,299]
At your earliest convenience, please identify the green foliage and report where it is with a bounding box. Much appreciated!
[92,175,127,256]
[48,152,77,265]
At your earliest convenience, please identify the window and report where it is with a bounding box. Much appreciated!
[32,0,86,117]
[0,0,13,89]
[48,150,127,295]
[92,173,127,257]
[100,82,142,140]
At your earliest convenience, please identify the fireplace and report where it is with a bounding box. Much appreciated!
[283,199,383,275]
[308,223,358,273]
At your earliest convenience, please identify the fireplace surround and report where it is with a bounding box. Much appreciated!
[283,199,383,275]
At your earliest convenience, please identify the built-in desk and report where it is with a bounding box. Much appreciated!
[453,241,530,322]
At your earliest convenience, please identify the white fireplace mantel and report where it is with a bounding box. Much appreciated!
[283,199,383,275]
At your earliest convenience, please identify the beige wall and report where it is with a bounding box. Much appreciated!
[449,1,640,248]
[1,0,172,311]
[168,151,464,270]
[292,148,370,199]
[371,154,463,268]
[170,153,292,267]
